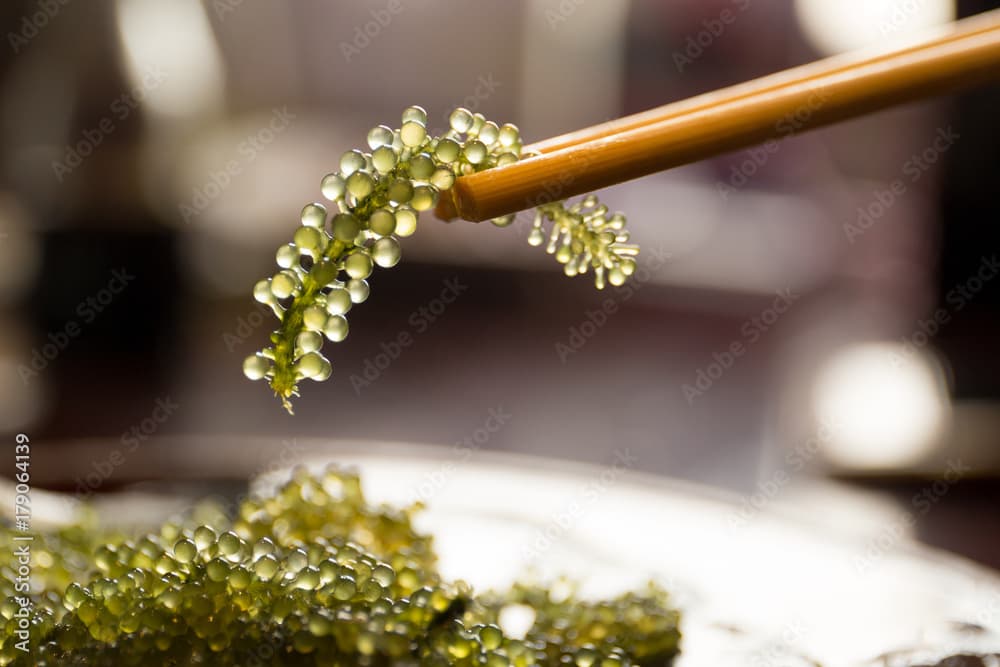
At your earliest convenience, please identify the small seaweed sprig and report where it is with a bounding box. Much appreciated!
[244,106,640,412]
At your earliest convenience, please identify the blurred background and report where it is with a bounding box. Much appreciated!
[0,0,998,568]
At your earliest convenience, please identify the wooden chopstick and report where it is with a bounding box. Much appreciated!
[436,9,1000,223]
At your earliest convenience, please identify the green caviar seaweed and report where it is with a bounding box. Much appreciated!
[244,106,640,412]
[0,468,679,666]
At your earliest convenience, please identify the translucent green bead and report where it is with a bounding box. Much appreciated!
[323,315,349,342]
[621,258,636,276]
[293,566,321,590]
[372,146,398,173]
[347,279,370,304]
[401,105,428,125]
[64,583,88,610]
[292,630,317,653]
[301,202,327,228]
[470,113,486,136]
[608,266,626,287]
[478,121,499,145]
[296,330,323,354]
[253,279,274,304]
[296,352,330,380]
[194,526,216,550]
[400,121,427,147]
[302,305,328,332]
[344,252,373,279]
[479,624,503,650]
[285,548,309,573]
[498,123,520,147]
[308,614,332,636]
[340,149,366,175]
[367,124,394,149]
[270,271,299,299]
[409,153,435,180]
[369,208,397,236]
[154,554,176,575]
[430,167,455,190]
[172,538,197,564]
[275,244,299,269]
[464,140,487,164]
[217,531,243,557]
[320,173,346,201]
[346,171,375,199]
[226,566,251,591]
[410,184,438,211]
[555,244,572,264]
[491,214,515,228]
[387,179,414,204]
[206,558,229,583]
[394,207,417,237]
[331,213,361,242]
[371,564,395,587]
[293,226,325,254]
[496,152,518,167]
[435,138,461,163]
[119,610,141,634]
[574,647,601,666]
[325,287,352,315]
[486,652,511,667]
[156,589,180,611]
[252,537,276,559]
[253,554,279,579]
[243,353,270,381]
[372,237,401,268]
[449,107,474,133]
[332,575,357,601]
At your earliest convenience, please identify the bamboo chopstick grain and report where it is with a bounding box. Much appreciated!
[439,9,1000,222]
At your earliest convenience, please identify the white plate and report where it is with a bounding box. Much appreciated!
[251,442,1000,667]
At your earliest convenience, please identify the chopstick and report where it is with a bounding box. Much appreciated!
[436,8,1000,223]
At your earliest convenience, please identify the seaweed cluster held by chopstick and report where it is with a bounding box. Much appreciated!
[242,106,640,412]
[0,467,680,666]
